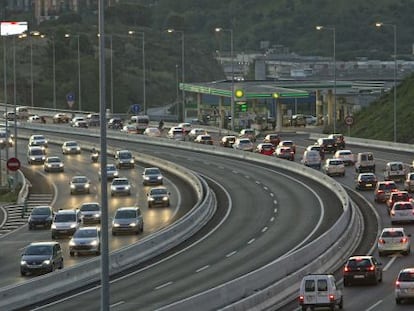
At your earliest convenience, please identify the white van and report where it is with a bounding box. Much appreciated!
[299,274,343,310]
[301,150,321,169]
[130,115,149,134]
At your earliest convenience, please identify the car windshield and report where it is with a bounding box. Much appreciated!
[112,179,128,185]
[74,229,98,238]
[47,157,60,163]
[282,141,293,146]
[55,213,76,222]
[394,203,413,210]
[329,160,343,165]
[340,151,352,156]
[347,258,371,268]
[80,204,100,212]
[382,230,404,238]
[261,145,273,151]
[390,163,403,171]
[25,245,52,256]
[360,174,375,181]
[119,152,131,159]
[399,272,414,282]
[30,149,44,155]
[31,207,51,215]
[145,168,160,175]
[72,177,87,183]
[150,188,168,195]
[107,165,116,171]
[33,136,44,140]
[66,142,77,147]
[392,193,409,201]
[201,136,211,141]
[379,183,397,191]
[115,210,136,219]
[322,139,335,144]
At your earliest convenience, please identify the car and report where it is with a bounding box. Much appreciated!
[328,133,346,150]
[298,274,343,310]
[28,115,42,123]
[70,116,85,126]
[355,173,377,190]
[194,134,213,145]
[233,138,254,152]
[395,268,414,304]
[27,145,46,165]
[167,127,185,141]
[275,146,295,161]
[86,113,100,126]
[386,191,411,211]
[147,186,171,208]
[263,133,281,146]
[239,128,256,142]
[0,130,13,147]
[290,114,306,127]
[277,140,296,154]
[188,128,207,141]
[374,181,398,203]
[28,206,54,230]
[51,209,81,238]
[306,144,325,160]
[112,207,144,235]
[72,120,88,128]
[44,156,64,172]
[404,172,414,193]
[143,127,161,137]
[69,226,101,256]
[99,164,119,180]
[20,242,64,276]
[121,124,138,134]
[220,135,236,147]
[62,141,81,154]
[378,227,411,257]
[384,161,406,182]
[355,152,375,173]
[110,177,131,196]
[70,176,91,194]
[255,143,275,156]
[323,159,345,177]
[29,134,48,148]
[142,167,163,186]
[178,122,192,135]
[108,117,123,129]
[3,111,16,120]
[343,255,382,286]
[316,137,336,154]
[390,201,414,224]
[52,113,70,123]
[304,115,317,125]
[79,202,101,224]
[301,150,321,169]
[333,149,355,165]
[115,150,135,169]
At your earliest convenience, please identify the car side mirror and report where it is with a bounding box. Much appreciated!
[168,192,171,195]
[408,234,412,237]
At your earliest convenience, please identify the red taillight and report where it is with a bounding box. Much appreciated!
[299,295,304,303]
[391,211,395,216]
[329,294,335,301]
[379,239,385,244]
[401,237,408,243]
[344,266,350,272]
[396,280,401,288]
[377,190,384,194]
[368,265,376,271]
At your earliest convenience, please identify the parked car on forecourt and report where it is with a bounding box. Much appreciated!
[355,173,377,190]
[220,135,236,147]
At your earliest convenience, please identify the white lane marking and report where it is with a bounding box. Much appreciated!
[0,205,7,228]
[273,200,278,205]
[244,175,250,179]
[270,217,275,222]
[110,301,125,308]
[365,300,382,311]
[255,181,261,185]
[262,227,268,233]
[270,193,274,197]
[196,265,210,273]
[232,170,238,174]
[263,186,268,191]
[155,281,173,290]
[226,251,237,258]
[248,238,255,244]
[218,166,224,169]
[383,256,397,271]
[274,208,277,213]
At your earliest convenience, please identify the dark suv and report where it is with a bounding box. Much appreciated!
[343,255,382,286]
[28,206,54,230]
[316,138,336,154]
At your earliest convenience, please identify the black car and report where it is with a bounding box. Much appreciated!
[317,138,337,154]
[20,242,64,276]
[108,117,123,129]
[355,173,378,190]
[28,206,54,230]
[343,255,382,286]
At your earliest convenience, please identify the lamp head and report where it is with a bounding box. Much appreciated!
[316,26,323,30]
[375,22,383,28]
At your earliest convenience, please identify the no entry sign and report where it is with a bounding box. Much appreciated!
[7,157,20,171]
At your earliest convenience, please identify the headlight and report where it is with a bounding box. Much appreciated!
[144,176,150,180]
[94,213,100,218]
[69,240,75,246]
[113,223,120,227]
[148,197,154,201]
[76,147,81,150]
[30,156,36,160]
[51,224,56,229]
[162,197,168,201]
[59,163,64,167]
[70,223,77,228]
[113,172,118,177]
[70,184,75,189]
[157,176,162,180]
[129,159,134,163]
[90,240,98,246]
[125,185,131,190]
[129,222,137,227]
[42,156,46,160]
[85,184,90,188]
[20,260,27,266]
[43,260,51,265]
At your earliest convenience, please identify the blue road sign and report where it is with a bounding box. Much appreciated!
[66,92,75,102]
[131,104,140,114]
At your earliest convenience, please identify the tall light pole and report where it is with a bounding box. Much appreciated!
[215,27,234,131]
[110,35,113,114]
[51,36,56,109]
[376,22,397,142]
[167,29,185,122]
[65,34,81,111]
[316,25,336,133]
[128,30,146,115]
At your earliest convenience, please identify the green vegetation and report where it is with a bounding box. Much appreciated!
[0,188,18,203]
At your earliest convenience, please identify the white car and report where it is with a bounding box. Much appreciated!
[323,159,345,177]
[395,268,414,304]
[390,201,414,224]
[188,128,207,141]
[333,149,355,165]
[167,127,185,141]
[70,116,85,126]
[29,134,48,148]
[44,156,64,172]
[28,115,42,123]
[233,138,254,152]
[110,177,131,196]
[378,227,410,256]
[177,122,191,135]
[143,127,161,137]
[62,141,81,154]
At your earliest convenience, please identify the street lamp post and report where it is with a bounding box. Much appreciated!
[376,22,397,142]
[109,35,113,114]
[316,25,336,133]
[167,29,185,122]
[215,27,234,131]
[65,34,81,111]
[52,36,56,109]
[128,31,146,115]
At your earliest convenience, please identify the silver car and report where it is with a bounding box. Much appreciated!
[110,177,131,196]
[378,227,410,256]
[79,202,101,224]
[70,176,91,194]
[323,159,345,177]
[51,209,81,239]
[44,156,64,172]
[69,227,101,256]
[233,138,254,152]
[112,207,144,235]
[99,164,119,180]
[142,167,163,186]
[62,141,81,154]
[395,268,414,304]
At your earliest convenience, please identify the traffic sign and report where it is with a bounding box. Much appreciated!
[345,115,354,126]
[67,92,75,108]
[131,104,140,114]
[7,157,20,171]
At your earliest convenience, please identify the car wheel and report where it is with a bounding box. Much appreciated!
[59,260,64,269]
[396,298,401,304]
[339,297,343,309]
[20,270,26,276]
[70,251,74,257]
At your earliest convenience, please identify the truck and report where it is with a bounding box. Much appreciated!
[130,115,150,134]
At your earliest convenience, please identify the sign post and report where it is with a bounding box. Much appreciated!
[131,104,140,130]
[345,115,354,137]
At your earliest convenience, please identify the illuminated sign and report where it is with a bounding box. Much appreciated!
[1,21,28,36]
